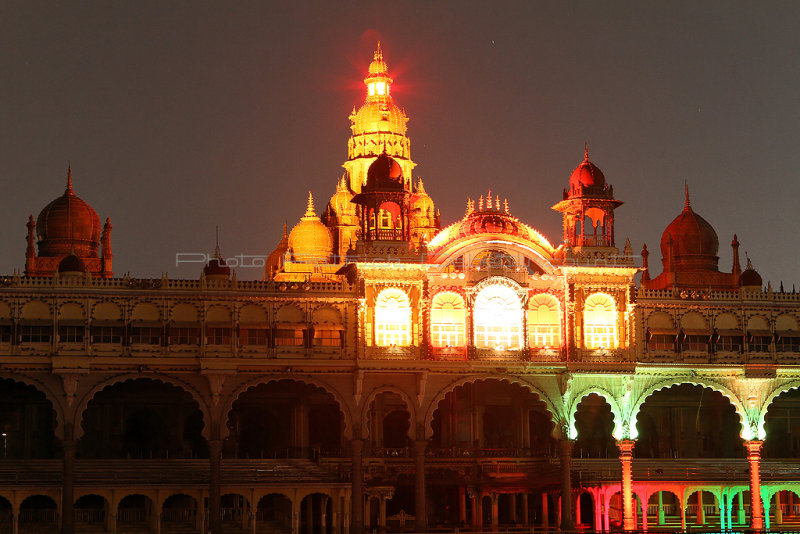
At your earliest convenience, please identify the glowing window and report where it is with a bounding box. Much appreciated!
[473,284,522,350]
[527,294,561,348]
[430,292,466,347]
[375,288,411,347]
[368,83,376,96]
[375,81,386,95]
[583,293,617,349]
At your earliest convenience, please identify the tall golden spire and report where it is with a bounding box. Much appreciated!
[305,191,316,217]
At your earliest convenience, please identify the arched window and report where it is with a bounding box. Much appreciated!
[430,292,466,347]
[473,284,522,349]
[528,294,561,348]
[375,288,411,347]
[583,293,617,349]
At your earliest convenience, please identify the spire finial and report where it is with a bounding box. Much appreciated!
[584,142,589,161]
[375,41,382,59]
[684,181,691,209]
[66,162,73,193]
[305,191,316,217]
[214,226,221,259]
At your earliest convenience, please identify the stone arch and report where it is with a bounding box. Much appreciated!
[170,302,199,322]
[424,374,558,440]
[131,302,161,322]
[91,301,122,321]
[206,305,232,324]
[361,385,418,439]
[20,300,51,320]
[58,302,84,321]
[630,378,749,440]
[568,387,623,440]
[714,312,740,329]
[222,375,352,440]
[681,311,709,330]
[647,311,675,329]
[0,372,65,440]
[238,303,267,324]
[758,380,800,441]
[73,373,210,441]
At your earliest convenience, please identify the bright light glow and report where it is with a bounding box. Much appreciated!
[528,294,561,348]
[583,292,617,349]
[375,288,411,347]
[431,292,465,347]
[368,82,376,96]
[375,81,386,95]
[473,284,522,349]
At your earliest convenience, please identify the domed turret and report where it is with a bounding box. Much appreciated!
[739,257,763,289]
[36,167,101,257]
[660,187,719,272]
[569,146,606,190]
[364,152,405,192]
[288,192,333,264]
[203,230,231,281]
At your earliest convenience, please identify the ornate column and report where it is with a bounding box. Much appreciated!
[617,439,635,531]
[521,492,529,526]
[458,486,466,526]
[745,440,765,530]
[719,494,726,531]
[351,439,364,534]
[412,440,427,531]
[541,492,549,527]
[209,439,223,534]
[658,491,665,525]
[509,493,517,524]
[776,491,783,525]
[490,493,499,528]
[559,439,575,530]
[61,423,75,534]
[696,491,704,525]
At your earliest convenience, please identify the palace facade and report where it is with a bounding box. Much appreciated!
[1,45,800,534]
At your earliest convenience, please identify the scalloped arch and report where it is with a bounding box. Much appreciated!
[74,374,211,441]
[568,387,622,440]
[423,375,559,440]
[360,385,418,440]
[0,373,65,440]
[758,380,800,440]
[631,379,749,440]
[222,375,352,441]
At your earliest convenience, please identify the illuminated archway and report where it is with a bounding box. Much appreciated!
[528,293,561,348]
[430,292,465,347]
[473,284,523,349]
[375,288,411,347]
[583,293,617,349]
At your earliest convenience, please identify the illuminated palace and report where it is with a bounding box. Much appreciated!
[2,45,800,534]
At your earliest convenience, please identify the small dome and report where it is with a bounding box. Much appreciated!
[368,45,388,76]
[288,193,333,264]
[349,101,408,137]
[411,179,434,214]
[329,177,356,221]
[204,254,231,279]
[739,259,762,288]
[58,254,85,275]
[37,168,101,257]
[364,153,404,192]
[660,191,719,271]
[569,148,606,190]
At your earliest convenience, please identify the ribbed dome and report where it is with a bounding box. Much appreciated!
[288,193,333,264]
[411,179,434,214]
[364,153,405,192]
[660,192,719,272]
[349,101,408,137]
[37,168,101,257]
[569,148,606,189]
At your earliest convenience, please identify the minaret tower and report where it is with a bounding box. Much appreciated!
[343,43,415,193]
[552,145,623,251]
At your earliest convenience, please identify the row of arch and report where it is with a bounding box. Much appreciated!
[7,372,800,450]
[647,310,800,332]
[375,284,618,350]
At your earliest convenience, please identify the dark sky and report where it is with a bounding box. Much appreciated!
[2,2,799,285]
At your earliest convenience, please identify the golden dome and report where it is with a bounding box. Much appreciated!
[349,100,408,137]
[329,176,357,222]
[411,179,434,214]
[288,192,333,264]
[368,43,388,76]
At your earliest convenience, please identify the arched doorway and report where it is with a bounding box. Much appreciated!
[117,494,153,532]
[74,494,106,529]
[221,493,250,531]
[365,391,411,453]
[226,380,343,459]
[573,393,615,458]
[161,494,198,531]
[299,492,332,534]
[19,495,57,533]
[256,494,292,532]
[79,378,207,459]
[0,378,57,459]
[764,388,800,457]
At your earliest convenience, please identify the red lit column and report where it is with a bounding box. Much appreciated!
[559,439,575,530]
[413,440,428,531]
[618,439,635,531]
[61,423,75,534]
[351,439,364,534]
[209,438,222,534]
[745,440,765,530]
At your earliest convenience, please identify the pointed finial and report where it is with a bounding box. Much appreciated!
[282,222,288,238]
[376,41,382,59]
[305,191,316,217]
[478,195,484,211]
[214,226,221,259]
[504,198,509,213]
[417,178,426,194]
[745,251,753,269]
[684,181,691,209]
[584,142,589,161]
[495,196,500,211]
[486,190,492,207]
[66,163,73,193]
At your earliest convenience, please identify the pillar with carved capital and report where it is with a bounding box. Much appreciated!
[559,439,575,530]
[209,439,223,534]
[61,423,76,534]
[617,439,635,531]
[745,440,765,531]
[413,440,427,531]
[351,439,364,534]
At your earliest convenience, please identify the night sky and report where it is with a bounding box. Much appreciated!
[2,2,799,285]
